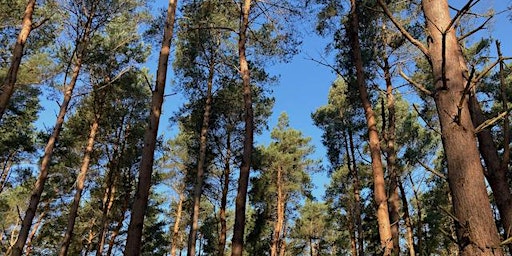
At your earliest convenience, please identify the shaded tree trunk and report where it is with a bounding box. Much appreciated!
[347,0,393,254]
[398,178,416,256]
[421,1,503,254]
[10,6,95,252]
[123,0,177,254]
[468,41,512,252]
[106,196,129,256]
[59,117,99,256]
[218,131,231,256]
[348,128,364,256]
[96,167,118,256]
[24,207,47,256]
[231,0,253,255]
[0,0,36,120]
[188,55,216,256]
[0,152,15,194]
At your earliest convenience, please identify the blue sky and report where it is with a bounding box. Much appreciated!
[35,0,511,200]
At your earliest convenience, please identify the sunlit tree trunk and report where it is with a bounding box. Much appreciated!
[231,0,253,255]
[398,178,416,256]
[347,0,393,254]
[106,197,129,256]
[124,0,177,254]
[271,167,285,256]
[10,4,95,252]
[96,169,118,256]
[59,117,99,256]
[171,192,184,256]
[0,0,36,120]
[421,1,503,254]
[188,56,215,256]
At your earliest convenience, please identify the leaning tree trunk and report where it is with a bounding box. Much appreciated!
[231,0,253,255]
[123,0,177,254]
[421,1,503,255]
[187,56,215,256]
[398,177,416,256]
[0,0,36,120]
[59,117,99,256]
[347,0,393,254]
[171,192,184,256]
[10,10,94,252]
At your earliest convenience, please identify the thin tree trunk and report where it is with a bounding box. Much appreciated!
[398,178,416,256]
[218,131,231,256]
[171,192,184,256]
[347,0,393,254]
[0,152,15,194]
[83,218,97,255]
[0,0,36,120]
[59,118,99,256]
[382,49,400,256]
[124,0,177,254]
[348,129,364,256]
[24,209,46,256]
[96,170,118,256]
[271,166,285,256]
[10,11,94,252]
[231,0,253,255]
[348,206,358,256]
[188,56,215,256]
[106,196,130,256]
[278,222,287,256]
[420,1,503,254]
[408,173,423,255]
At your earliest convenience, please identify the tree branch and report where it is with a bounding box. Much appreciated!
[399,68,433,96]
[376,0,430,58]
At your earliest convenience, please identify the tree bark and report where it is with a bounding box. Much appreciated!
[171,193,184,256]
[96,171,117,256]
[59,118,99,256]
[106,194,129,256]
[187,55,215,256]
[271,166,285,256]
[218,131,231,256]
[347,0,393,254]
[467,41,512,252]
[0,152,15,194]
[230,0,253,255]
[348,128,364,256]
[10,6,95,252]
[0,0,36,120]
[123,0,177,254]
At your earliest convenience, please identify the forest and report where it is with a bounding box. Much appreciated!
[0,0,511,255]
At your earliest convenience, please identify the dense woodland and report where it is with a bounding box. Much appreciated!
[0,0,511,255]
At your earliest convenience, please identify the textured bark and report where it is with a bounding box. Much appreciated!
[348,209,358,256]
[347,0,393,254]
[123,0,177,254]
[171,193,184,256]
[230,0,253,255]
[218,131,231,256]
[468,41,512,251]
[59,118,99,256]
[187,56,215,256]
[421,1,503,254]
[10,6,94,252]
[0,0,36,120]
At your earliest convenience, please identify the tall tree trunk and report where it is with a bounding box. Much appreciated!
[59,117,99,256]
[124,0,177,254]
[271,167,285,256]
[10,9,94,252]
[218,131,231,256]
[347,0,393,254]
[348,207,358,256]
[187,56,215,256]
[231,0,253,255]
[382,52,401,255]
[349,129,364,256]
[24,207,47,256]
[0,0,36,120]
[408,173,423,255]
[420,1,503,254]
[106,196,129,256]
[398,178,416,256]
[170,192,184,256]
[468,41,512,252]
[96,169,118,256]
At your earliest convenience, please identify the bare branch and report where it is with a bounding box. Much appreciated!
[447,0,480,33]
[399,68,433,96]
[458,15,492,42]
[413,104,442,135]
[376,0,430,58]
[474,110,510,134]
[417,159,446,180]
[455,67,475,125]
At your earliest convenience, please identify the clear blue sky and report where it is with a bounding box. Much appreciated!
[35,0,511,200]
